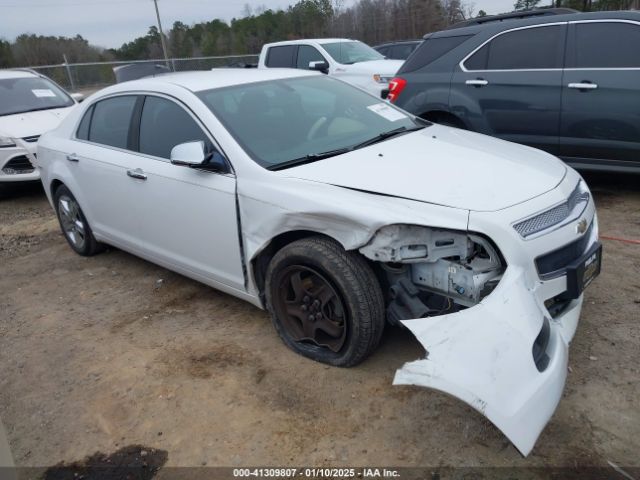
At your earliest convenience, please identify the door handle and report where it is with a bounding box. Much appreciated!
[466,79,489,87]
[66,153,80,162]
[568,82,598,90]
[126,168,147,180]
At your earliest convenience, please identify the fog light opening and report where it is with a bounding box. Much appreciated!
[532,317,551,372]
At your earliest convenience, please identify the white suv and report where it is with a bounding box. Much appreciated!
[0,69,78,184]
[258,38,403,96]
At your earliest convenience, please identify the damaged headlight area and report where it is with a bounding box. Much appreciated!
[359,225,505,323]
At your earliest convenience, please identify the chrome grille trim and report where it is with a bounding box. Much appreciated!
[514,183,589,238]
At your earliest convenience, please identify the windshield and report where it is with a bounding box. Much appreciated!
[322,41,384,64]
[197,76,424,169]
[0,76,74,117]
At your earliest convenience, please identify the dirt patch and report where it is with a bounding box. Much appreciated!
[162,344,254,378]
[108,286,207,333]
[0,231,60,258]
[42,445,167,480]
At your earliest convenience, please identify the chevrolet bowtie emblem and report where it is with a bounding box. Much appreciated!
[576,218,588,235]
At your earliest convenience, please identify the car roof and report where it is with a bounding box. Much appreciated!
[264,38,357,47]
[374,40,422,47]
[431,10,640,38]
[0,69,39,80]
[101,68,319,94]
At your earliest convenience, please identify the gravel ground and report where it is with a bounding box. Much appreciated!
[0,173,638,476]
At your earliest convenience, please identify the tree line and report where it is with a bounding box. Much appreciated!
[1,0,638,68]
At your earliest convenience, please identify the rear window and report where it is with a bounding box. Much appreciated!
[400,36,471,73]
[266,45,296,68]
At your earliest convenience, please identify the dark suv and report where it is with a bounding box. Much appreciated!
[388,10,640,172]
[373,40,422,59]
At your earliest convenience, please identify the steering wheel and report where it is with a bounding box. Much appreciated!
[307,117,328,140]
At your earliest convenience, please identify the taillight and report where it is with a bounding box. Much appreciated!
[387,77,406,103]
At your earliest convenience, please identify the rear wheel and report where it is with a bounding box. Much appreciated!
[54,185,103,256]
[265,236,385,367]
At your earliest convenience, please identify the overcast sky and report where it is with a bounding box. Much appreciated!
[1,0,518,49]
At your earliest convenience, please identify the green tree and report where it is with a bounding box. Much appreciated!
[0,39,14,67]
[169,21,193,58]
[514,0,541,9]
[112,26,163,60]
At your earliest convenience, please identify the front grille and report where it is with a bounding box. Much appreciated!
[514,183,589,238]
[2,155,35,174]
[22,135,40,143]
[535,221,593,278]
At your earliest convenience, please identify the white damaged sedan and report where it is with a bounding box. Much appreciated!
[36,69,601,456]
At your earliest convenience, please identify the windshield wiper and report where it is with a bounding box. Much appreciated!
[352,125,425,150]
[1,105,68,116]
[267,124,426,171]
[267,147,351,171]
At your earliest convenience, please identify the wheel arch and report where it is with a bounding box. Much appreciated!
[251,230,348,306]
[50,178,64,198]
[420,110,468,129]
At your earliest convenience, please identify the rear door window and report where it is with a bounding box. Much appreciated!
[464,25,565,70]
[569,22,640,68]
[266,45,297,68]
[401,36,471,73]
[88,96,137,149]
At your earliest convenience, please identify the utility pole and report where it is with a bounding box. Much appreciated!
[62,53,76,92]
[152,0,171,69]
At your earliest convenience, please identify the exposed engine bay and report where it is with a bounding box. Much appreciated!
[359,225,504,323]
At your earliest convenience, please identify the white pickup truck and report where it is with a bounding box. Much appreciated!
[258,38,403,97]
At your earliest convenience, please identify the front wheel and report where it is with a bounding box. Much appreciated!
[265,236,385,367]
[54,185,103,256]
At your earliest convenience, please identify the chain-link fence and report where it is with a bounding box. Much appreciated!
[28,55,259,93]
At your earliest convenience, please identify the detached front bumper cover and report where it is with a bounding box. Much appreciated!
[393,266,582,456]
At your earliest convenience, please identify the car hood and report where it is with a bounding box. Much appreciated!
[281,125,567,212]
[344,59,404,75]
[0,106,75,139]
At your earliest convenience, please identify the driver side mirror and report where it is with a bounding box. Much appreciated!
[71,92,85,103]
[170,141,227,173]
[308,61,329,74]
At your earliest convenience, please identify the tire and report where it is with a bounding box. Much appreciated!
[265,236,385,367]
[53,184,103,256]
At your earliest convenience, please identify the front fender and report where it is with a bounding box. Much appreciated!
[237,175,470,298]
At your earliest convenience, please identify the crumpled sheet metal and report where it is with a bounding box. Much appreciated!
[393,266,575,456]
